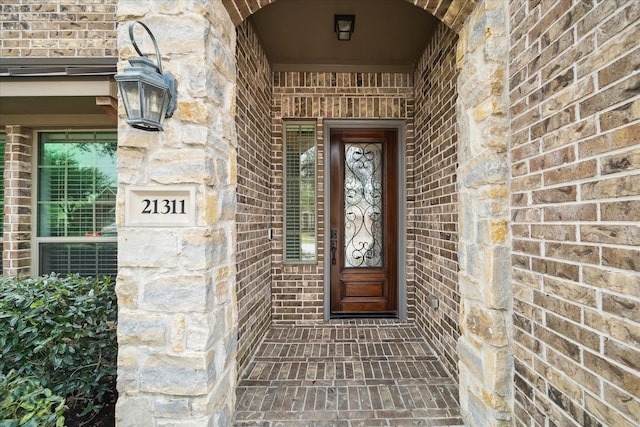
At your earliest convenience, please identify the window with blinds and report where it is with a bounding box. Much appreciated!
[37,131,117,277]
[0,134,5,275]
[284,123,317,263]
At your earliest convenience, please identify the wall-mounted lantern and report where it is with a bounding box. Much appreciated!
[334,15,355,41]
[115,21,176,131]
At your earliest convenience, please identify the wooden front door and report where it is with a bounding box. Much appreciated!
[329,129,398,316]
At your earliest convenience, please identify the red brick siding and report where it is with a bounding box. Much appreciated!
[0,0,117,57]
[2,126,33,276]
[413,21,460,378]
[235,20,273,372]
[510,0,640,426]
[271,71,415,323]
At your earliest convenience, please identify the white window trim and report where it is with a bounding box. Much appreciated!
[31,128,118,276]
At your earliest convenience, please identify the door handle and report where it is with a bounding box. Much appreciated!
[330,229,338,265]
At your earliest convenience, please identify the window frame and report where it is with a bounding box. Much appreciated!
[32,129,118,276]
[283,121,318,265]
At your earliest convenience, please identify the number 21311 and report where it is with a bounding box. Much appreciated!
[141,199,186,215]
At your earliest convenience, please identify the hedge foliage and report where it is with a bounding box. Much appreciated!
[0,370,65,427]
[0,274,117,425]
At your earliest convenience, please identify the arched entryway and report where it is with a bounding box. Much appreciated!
[115,0,511,425]
[231,0,513,425]
[223,0,476,33]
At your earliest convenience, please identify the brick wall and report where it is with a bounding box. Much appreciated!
[0,0,117,57]
[271,72,415,323]
[235,20,273,373]
[510,0,640,426]
[2,126,33,277]
[413,21,460,377]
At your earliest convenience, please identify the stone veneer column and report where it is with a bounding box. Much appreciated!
[3,125,33,276]
[455,1,513,426]
[115,1,238,425]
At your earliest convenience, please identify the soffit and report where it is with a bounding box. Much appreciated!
[250,0,437,72]
[0,58,118,126]
[0,96,104,115]
[0,95,117,128]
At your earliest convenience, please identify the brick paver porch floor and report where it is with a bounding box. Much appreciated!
[234,321,464,426]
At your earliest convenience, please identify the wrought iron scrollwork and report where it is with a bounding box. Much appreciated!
[344,143,383,268]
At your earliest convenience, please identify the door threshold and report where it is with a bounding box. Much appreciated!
[330,311,398,319]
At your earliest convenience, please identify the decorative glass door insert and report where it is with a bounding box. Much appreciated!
[344,142,383,268]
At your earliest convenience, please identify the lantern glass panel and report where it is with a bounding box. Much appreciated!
[120,80,141,119]
[141,83,168,125]
[337,20,352,32]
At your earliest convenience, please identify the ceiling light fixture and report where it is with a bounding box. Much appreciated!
[334,15,355,41]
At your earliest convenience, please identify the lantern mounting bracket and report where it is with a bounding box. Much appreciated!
[128,21,176,118]
[115,21,177,131]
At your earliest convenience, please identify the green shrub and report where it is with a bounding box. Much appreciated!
[0,274,117,421]
[0,370,65,427]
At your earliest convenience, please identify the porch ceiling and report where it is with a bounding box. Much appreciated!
[250,0,438,73]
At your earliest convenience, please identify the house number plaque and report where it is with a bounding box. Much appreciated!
[125,186,196,226]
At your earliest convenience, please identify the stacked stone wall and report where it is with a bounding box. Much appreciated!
[0,0,117,57]
[271,71,415,323]
[413,20,460,378]
[2,126,33,276]
[456,1,512,425]
[115,1,238,425]
[235,19,273,374]
[509,0,640,426]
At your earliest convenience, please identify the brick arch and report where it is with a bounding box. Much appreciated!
[222,0,477,33]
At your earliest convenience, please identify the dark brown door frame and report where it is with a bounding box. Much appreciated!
[323,120,407,321]
[330,128,398,315]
